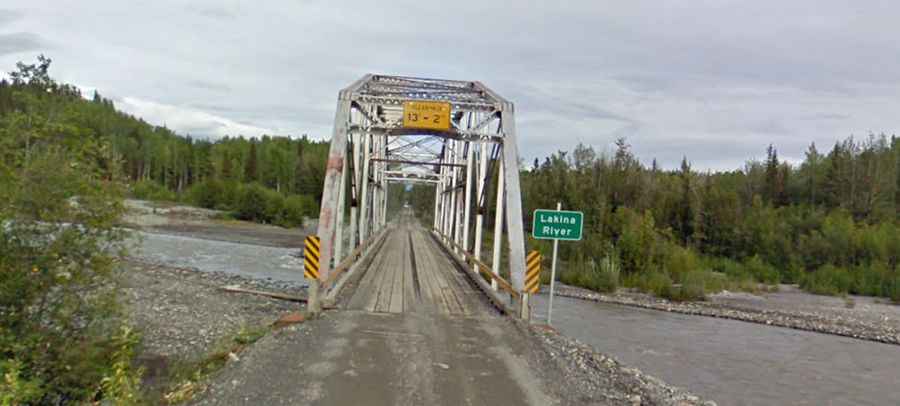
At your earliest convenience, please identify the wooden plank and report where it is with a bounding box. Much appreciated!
[415,231,451,314]
[431,246,466,316]
[220,286,307,302]
[374,234,400,312]
[411,231,440,311]
[388,234,405,313]
[346,235,386,310]
[382,232,405,312]
[365,234,395,312]
[403,229,419,312]
[427,236,465,315]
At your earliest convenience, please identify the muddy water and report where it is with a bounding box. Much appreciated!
[531,294,899,406]
[131,231,307,285]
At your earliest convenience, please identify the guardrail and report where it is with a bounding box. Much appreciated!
[434,231,519,299]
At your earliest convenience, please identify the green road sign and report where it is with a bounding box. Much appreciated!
[532,209,583,241]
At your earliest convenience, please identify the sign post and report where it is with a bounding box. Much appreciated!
[532,204,583,325]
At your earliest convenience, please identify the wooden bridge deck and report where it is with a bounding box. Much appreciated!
[346,222,480,317]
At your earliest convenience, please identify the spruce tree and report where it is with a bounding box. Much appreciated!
[245,141,258,182]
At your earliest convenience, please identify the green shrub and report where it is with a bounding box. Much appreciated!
[282,195,316,227]
[0,360,42,405]
[235,183,268,222]
[99,326,144,405]
[558,254,619,293]
[219,180,243,210]
[131,179,176,201]
[677,269,707,301]
[743,255,780,285]
[848,262,888,296]
[596,254,621,292]
[800,264,852,296]
[189,178,225,209]
[1,148,135,403]
[885,275,900,303]
[702,271,729,294]
[264,189,286,225]
[631,271,674,298]
[664,245,699,281]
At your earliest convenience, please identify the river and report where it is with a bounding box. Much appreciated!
[130,231,307,286]
[531,293,899,406]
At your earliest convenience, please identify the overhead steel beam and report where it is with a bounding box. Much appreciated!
[369,158,465,168]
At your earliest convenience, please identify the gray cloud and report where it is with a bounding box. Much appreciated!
[185,4,238,19]
[0,9,24,25]
[0,32,44,56]
[1,0,898,170]
[186,79,231,93]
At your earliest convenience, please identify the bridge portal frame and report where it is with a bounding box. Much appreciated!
[311,74,529,319]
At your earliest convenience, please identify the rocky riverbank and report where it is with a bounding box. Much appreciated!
[526,323,715,406]
[118,261,306,395]
[551,284,900,345]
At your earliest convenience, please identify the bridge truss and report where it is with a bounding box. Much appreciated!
[311,74,529,318]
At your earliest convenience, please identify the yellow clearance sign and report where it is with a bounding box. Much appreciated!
[304,235,320,280]
[525,250,542,294]
[402,101,451,131]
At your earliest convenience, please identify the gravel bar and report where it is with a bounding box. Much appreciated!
[552,284,900,345]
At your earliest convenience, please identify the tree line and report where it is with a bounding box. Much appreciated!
[0,61,331,228]
[520,137,900,300]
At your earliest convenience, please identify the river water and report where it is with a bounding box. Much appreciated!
[531,294,899,406]
[130,231,307,286]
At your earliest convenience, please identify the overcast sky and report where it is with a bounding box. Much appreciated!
[1,1,898,170]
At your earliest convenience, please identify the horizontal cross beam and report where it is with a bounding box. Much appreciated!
[370,158,465,168]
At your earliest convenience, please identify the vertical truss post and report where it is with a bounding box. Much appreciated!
[440,150,450,239]
[453,141,468,249]
[473,141,487,273]
[433,178,441,230]
[491,151,505,292]
[349,133,360,251]
[312,97,351,313]
[373,136,380,232]
[449,141,459,253]
[381,134,388,228]
[499,108,528,319]
[462,141,474,252]
[370,136,378,233]
[334,149,348,265]
[359,133,371,243]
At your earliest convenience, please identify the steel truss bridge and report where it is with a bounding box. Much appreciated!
[309,74,530,319]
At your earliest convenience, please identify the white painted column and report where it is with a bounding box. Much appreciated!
[491,151,505,291]
[473,142,488,273]
[333,150,348,264]
[371,136,379,233]
[349,133,359,251]
[359,134,371,242]
[433,175,441,230]
[449,141,459,251]
[454,144,465,252]
[462,142,474,252]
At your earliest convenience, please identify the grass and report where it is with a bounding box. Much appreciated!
[148,324,271,405]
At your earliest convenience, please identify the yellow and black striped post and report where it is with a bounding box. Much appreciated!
[304,235,321,280]
[525,250,542,294]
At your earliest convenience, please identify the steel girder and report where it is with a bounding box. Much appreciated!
[312,74,529,318]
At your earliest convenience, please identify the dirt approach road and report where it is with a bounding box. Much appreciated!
[193,217,708,405]
[194,222,557,405]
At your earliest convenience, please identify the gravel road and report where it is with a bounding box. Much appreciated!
[191,221,712,406]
